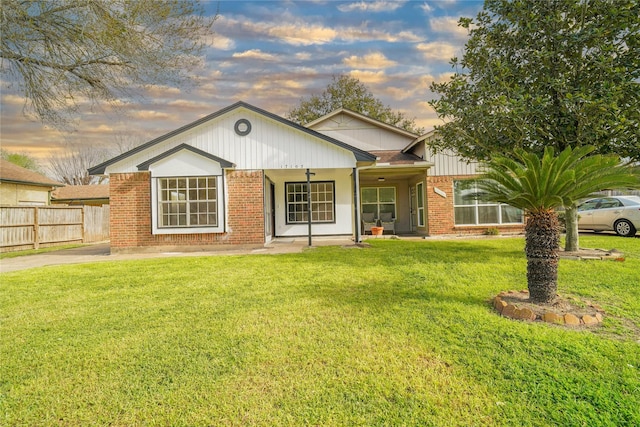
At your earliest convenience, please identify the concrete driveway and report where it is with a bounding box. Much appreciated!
[0,237,358,273]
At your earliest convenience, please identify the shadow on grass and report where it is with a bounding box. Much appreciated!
[278,240,527,312]
[300,239,525,269]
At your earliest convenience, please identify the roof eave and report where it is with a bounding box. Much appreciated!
[307,108,420,138]
[88,101,375,173]
[402,128,437,153]
[0,178,64,188]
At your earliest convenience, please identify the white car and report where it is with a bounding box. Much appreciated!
[577,196,640,237]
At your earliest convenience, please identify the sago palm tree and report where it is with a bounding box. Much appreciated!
[478,146,639,304]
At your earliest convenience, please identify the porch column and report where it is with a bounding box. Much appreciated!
[353,167,361,243]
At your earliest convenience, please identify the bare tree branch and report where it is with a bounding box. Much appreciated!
[1,0,217,129]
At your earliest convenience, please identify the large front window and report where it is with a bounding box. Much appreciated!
[454,180,523,225]
[361,187,396,219]
[158,177,219,228]
[286,181,335,224]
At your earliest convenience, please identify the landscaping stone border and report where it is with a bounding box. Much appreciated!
[559,248,624,261]
[493,290,604,326]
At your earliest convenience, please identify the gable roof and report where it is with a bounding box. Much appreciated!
[136,144,235,171]
[0,159,64,187]
[305,108,420,139]
[89,101,376,175]
[402,128,437,153]
[52,184,109,201]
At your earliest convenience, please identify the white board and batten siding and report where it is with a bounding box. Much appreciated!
[266,169,354,237]
[407,132,480,177]
[424,149,479,176]
[104,107,358,175]
[310,112,415,152]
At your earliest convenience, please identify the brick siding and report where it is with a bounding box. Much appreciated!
[109,170,265,251]
[426,175,524,236]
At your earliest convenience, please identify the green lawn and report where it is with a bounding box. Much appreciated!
[1,236,639,426]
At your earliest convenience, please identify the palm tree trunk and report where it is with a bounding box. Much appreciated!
[525,210,560,303]
[564,204,579,252]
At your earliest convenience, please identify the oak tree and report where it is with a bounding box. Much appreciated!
[1,0,216,129]
[430,0,640,250]
[288,75,424,134]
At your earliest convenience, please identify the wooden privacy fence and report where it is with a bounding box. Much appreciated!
[0,205,110,253]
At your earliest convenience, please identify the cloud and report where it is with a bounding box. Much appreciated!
[348,70,388,84]
[343,52,397,69]
[429,16,469,39]
[295,52,312,60]
[265,24,338,46]
[232,49,277,61]
[417,74,437,90]
[384,86,413,101]
[341,25,423,43]
[416,42,459,61]
[129,110,172,120]
[211,34,235,50]
[144,86,182,99]
[219,15,421,46]
[167,99,213,111]
[1,94,26,106]
[223,16,337,46]
[92,124,115,133]
[240,75,306,95]
[437,71,455,83]
[338,1,407,12]
[421,2,433,13]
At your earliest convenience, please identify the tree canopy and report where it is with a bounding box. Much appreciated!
[429,0,640,162]
[0,149,42,173]
[287,75,424,134]
[1,0,216,129]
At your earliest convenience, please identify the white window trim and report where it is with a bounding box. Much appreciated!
[416,182,425,227]
[285,181,336,224]
[453,180,523,226]
[151,175,226,235]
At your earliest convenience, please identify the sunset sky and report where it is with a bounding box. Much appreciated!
[0,0,484,160]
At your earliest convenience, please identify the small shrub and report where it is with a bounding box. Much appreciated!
[485,227,500,236]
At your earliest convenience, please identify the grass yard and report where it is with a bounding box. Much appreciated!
[1,236,639,426]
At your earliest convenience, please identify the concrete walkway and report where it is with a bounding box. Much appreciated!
[0,237,358,273]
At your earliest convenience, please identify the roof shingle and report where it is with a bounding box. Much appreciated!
[0,159,64,187]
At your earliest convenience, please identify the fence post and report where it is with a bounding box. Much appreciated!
[33,207,40,249]
[81,206,86,243]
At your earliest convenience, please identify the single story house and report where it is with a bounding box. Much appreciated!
[0,159,64,206]
[89,102,524,252]
[51,184,110,206]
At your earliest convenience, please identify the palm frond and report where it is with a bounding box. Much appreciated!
[478,146,640,213]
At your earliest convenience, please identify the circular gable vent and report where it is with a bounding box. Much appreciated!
[234,119,251,136]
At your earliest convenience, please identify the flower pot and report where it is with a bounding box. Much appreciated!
[371,226,384,236]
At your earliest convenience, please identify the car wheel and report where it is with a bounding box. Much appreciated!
[614,219,637,237]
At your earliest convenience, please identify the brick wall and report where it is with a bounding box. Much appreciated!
[426,175,456,235]
[226,170,265,244]
[426,175,524,236]
[110,172,152,248]
[109,170,265,251]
